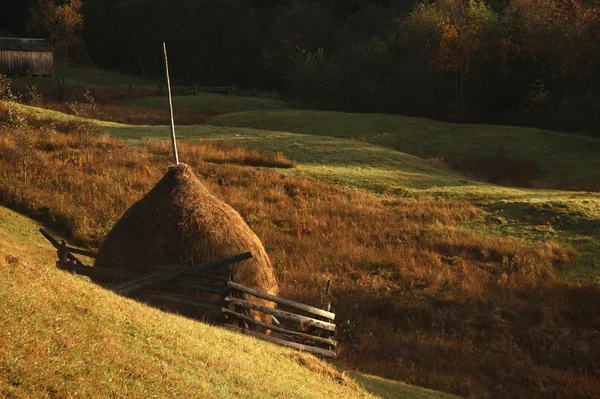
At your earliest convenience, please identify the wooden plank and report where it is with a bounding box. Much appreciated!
[224,325,336,359]
[227,282,335,321]
[57,263,228,295]
[225,297,336,332]
[222,308,337,347]
[192,270,229,281]
[61,246,99,259]
[172,281,228,296]
[114,252,252,295]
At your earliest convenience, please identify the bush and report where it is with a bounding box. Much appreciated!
[24,84,44,107]
[0,74,19,102]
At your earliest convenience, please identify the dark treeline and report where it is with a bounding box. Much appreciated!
[83,0,600,133]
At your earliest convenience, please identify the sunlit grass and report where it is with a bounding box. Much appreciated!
[0,206,381,399]
[208,109,600,190]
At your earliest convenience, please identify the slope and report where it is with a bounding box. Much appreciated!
[206,110,600,190]
[15,103,600,281]
[0,205,456,399]
[124,92,289,113]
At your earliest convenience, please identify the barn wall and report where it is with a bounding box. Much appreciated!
[0,50,54,76]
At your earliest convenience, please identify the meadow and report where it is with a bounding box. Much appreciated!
[1,96,600,397]
[206,110,600,191]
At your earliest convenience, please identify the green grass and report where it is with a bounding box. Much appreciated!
[11,64,162,91]
[480,198,600,282]
[106,123,477,193]
[207,110,600,189]
[0,204,457,398]
[124,92,289,113]
[348,372,460,399]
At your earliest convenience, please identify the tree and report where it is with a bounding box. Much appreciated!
[286,48,339,109]
[502,0,600,130]
[397,1,446,116]
[268,1,339,85]
[27,0,85,98]
[335,37,397,112]
[432,0,498,112]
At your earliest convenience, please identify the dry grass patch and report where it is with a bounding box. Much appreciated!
[44,101,222,125]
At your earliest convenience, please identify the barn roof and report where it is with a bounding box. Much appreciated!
[0,38,52,52]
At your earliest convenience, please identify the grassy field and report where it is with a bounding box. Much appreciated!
[106,125,600,283]
[207,110,600,190]
[4,100,600,397]
[17,103,600,282]
[11,64,161,91]
[124,91,289,113]
[0,205,458,399]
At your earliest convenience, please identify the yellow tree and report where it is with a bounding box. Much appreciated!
[432,0,498,112]
[27,0,84,98]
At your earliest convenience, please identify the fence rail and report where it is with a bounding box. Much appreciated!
[41,228,336,359]
[177,85,233,96]
[227,281,335,321]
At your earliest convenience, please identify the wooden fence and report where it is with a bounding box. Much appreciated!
[177,84,233,96]
[41,229,336,358]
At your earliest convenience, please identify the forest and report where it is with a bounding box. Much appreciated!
[5,0,600,133]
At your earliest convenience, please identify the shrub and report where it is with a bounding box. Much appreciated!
[24,84,44,107]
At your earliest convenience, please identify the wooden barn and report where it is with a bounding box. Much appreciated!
[0,38,53,77]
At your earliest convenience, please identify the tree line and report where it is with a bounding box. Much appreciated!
[29,0,600,134]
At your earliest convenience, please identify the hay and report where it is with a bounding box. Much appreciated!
[95,163,278,318]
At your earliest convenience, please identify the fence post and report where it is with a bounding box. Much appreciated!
[322,280,333,351]
[323,280,332,312]
[59,240,68,265]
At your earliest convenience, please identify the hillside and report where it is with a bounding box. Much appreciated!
[0,205,457,399]
[16,103,600,282]
[206,110,600,190]
[125,92,289,113]
[4,100,600,397]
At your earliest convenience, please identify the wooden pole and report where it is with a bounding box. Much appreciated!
[163,42,179,165]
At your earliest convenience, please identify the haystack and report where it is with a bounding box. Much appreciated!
[95,163,278,319]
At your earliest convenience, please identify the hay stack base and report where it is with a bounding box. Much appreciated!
[95,164,278,321]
